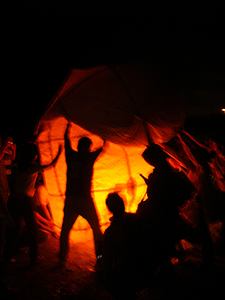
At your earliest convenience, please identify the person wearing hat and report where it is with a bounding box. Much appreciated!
[137,143,195,273]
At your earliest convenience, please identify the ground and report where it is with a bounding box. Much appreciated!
[2,228,225,300]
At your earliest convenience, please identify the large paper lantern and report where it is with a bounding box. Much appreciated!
[35,62,185,239]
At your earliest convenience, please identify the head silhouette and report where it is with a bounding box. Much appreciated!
[106,193,125,217]
[18,143,39,171]
[77,137,92,152]
[142,144,169,167]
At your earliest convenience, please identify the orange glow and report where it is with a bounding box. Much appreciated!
[35,63,185,243]
[36,118,153,241]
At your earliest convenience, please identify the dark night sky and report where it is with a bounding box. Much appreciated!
[2,1,225,142]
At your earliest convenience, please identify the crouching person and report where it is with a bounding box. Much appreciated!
[101,193,157,298]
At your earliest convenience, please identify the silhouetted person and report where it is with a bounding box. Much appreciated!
[58,123,105,265]
[0,137,15,289]
[103,193,138,273]
[102,193,155,299]
[5,142,61,266]
[0,136,16,204]
[178,131,223,269]
[137,143,195,273]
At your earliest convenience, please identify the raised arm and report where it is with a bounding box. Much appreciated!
[64,122,77,162]
[92,138,106,159]
[41,145,62,169]
[64,122,72,148]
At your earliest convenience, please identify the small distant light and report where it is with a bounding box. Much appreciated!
[222,108,225,113]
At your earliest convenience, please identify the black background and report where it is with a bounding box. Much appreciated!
[2,1,225,142]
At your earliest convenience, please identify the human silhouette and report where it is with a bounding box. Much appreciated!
[103,192,138,274]
[137,143,195,272]
[102,192,156,299]
[58,123,105,265]
[15,171,59,248]
[0,136,16,203]
[177,131,224,269]
[0,137,15,284]
[5,142,61,266]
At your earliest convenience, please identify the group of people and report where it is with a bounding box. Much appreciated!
[0,135,62,269]
[100,132,225,297]
[0,123,106,274]
[0,122,225,296]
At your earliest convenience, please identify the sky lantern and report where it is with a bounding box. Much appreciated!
[35,62,185,240]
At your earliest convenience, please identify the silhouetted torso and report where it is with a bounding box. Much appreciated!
[65,148,102,197]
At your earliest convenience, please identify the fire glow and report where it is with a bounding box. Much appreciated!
[35,63,185,242]
[36,119,153,241]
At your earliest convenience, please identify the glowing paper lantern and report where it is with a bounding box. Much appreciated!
[35,62,185,239]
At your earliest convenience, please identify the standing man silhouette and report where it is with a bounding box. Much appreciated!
[58,123,105,265]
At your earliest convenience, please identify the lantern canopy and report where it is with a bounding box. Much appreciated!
[35,62,185,237]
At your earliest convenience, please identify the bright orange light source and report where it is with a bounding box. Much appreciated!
[36,119,153,242]
[222,108,225,113]
[35,63,186,243]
